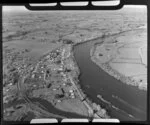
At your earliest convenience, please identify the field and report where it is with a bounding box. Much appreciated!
[91,8,147,90]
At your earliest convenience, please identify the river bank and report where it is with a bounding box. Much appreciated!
[66,44,110,118]
[90,34,147,91]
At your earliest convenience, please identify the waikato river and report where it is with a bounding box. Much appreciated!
[73,36,147,121]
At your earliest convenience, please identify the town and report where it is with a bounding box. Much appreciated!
[3,43,109,120]
[22,44,109,118]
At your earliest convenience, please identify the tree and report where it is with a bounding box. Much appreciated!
[99,53,103,56]
[65,68,71,72]
[55,94,64,99]
[56,60,61,64]
[63,39,74,44]
[47,83,51,88]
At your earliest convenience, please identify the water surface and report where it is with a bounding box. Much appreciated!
[73,37,147,121]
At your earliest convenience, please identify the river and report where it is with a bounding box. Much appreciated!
[73,36,147,121]
[5,97,88,121]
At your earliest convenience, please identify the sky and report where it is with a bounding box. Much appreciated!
[2,1,147,13]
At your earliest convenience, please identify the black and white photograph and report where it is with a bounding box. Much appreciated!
[2,1,148,123]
